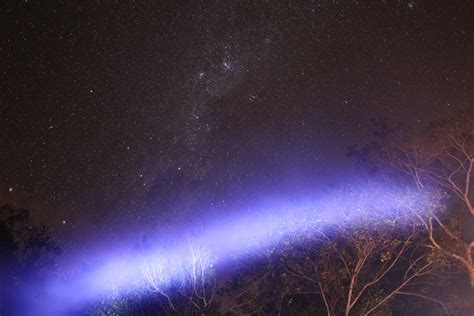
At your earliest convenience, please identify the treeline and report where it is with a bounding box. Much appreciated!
[0,205,61,315]
[93,111,474,315]
[1,111,473,315]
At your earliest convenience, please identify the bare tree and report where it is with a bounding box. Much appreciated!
[139,253,177,312]
[139,238,217,314]
[363,112,474,287]
[282,216,448,316]
[176,238,217,313]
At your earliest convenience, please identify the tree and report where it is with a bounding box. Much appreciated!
[220,246,294,316]
[137,238,218,315]
[0,204,61,315]
[280,211,447,316]
[351,112,474,288]
[220,193,448,316]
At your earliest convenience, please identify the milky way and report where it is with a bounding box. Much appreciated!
[0,1,472,252]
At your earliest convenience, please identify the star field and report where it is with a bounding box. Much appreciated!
[0,0,472,250]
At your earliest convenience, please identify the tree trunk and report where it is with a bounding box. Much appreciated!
[468,266,474,288]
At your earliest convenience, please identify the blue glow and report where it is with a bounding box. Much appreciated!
[44,183,431,313]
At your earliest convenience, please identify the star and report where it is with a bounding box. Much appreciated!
[222,61,232,71]
[0,3,470,312]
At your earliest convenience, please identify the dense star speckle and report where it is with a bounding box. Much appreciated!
[0,1,472,253]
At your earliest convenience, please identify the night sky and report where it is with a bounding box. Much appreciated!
[1,1,472,254]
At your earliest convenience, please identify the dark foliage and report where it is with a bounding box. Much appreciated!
[0,204,61,315]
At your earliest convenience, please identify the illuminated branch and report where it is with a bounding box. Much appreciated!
[281,212,443,316]
[368,114,474,287]
[139,256,176,311]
